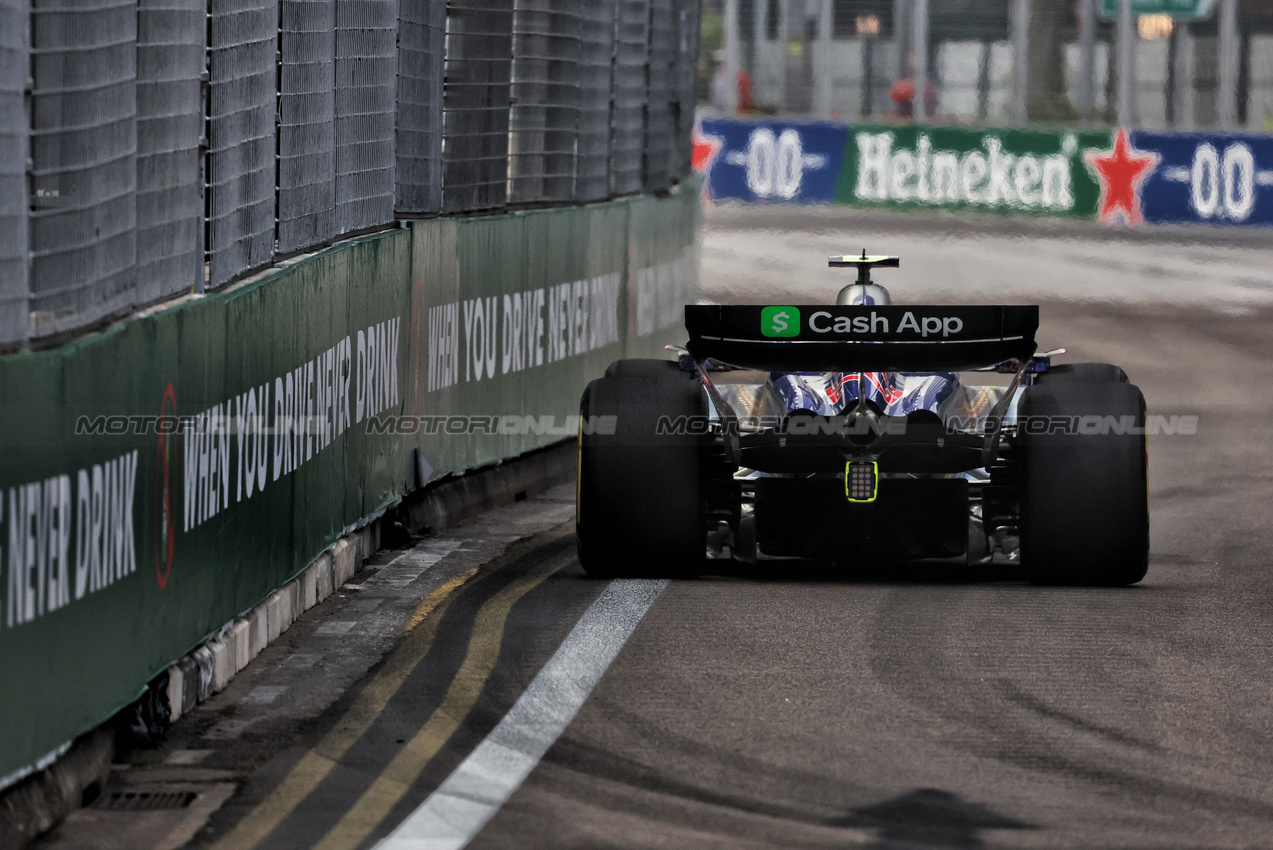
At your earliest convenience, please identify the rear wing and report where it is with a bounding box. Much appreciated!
[684,305,1039,372]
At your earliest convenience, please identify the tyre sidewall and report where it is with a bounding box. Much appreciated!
[1019,381,1149,586]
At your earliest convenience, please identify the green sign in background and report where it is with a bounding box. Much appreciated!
[836,124,1113,219]
[1098,0,1215,20]
[0,184,700,784]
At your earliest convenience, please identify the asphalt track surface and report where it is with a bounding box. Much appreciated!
[49,208,1273,849]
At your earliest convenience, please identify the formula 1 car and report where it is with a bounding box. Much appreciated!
[576,253,1149,586]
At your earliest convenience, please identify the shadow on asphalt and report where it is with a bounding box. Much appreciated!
[828,787,1035,849]
[682,557,1154,587]
[697,556,1029,585]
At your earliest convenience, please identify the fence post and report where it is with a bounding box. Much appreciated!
[776,0,789,114]
[1217,0,1238,129]
[724,0,740,114]
[0,0,30,349]
[814,0,833,119]
[1173,20,1195,128]
[1010,0,1029,124]
[911,0,928,122]
[1116,0,1135,127]
[1077,0,1096,122]
[893,0,908,80]
[752,0,764,104]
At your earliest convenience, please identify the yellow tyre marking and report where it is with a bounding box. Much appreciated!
[209,567,477,850]
[311,553,567,850]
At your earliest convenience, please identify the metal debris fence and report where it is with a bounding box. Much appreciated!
[0,0,28,347]
[335,0,398,232]
[278,0,337,254]
[395,0,446,214]
[28,0,139,341]
[613,0,655,195]
[0,0,700,348]
[206,0,277,289]
[136,0,205,307]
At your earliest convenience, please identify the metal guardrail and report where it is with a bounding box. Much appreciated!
[0,0,701,349]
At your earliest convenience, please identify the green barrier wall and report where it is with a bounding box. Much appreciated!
[0,184,700,785]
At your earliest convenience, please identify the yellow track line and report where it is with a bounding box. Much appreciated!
[210,566,478,850]
[312,553,568,850]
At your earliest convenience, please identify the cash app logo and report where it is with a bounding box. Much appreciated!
[761,306,800,337]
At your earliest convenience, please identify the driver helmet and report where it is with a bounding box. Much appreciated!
[836,283,892,306]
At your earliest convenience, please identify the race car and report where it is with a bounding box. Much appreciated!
[576,253,1149,586]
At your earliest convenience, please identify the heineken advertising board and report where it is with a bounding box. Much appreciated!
[696,118,1273,227]
[837,125,1109,218]
[1130,130,1273,226]
[691,119,849,204]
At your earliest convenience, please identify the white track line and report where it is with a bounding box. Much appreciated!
[373,578,668,850]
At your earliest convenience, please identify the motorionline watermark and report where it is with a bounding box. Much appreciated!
[71,412,1198,438]
[651,413,1199,437]
[73,413,618,437]
[998,414,1197,436]
[363,415,617,436]
[73,414,334,437]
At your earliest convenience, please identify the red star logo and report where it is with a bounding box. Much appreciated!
[1085,128,1159,225]
[691,125,723,174]
[691,124,724,200]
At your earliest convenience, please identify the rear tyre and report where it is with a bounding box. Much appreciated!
[576,371,707,578]
[1039,362,1129,384]
[1018,380,1148,586]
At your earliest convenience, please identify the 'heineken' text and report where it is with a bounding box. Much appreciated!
[854,132,1075,211]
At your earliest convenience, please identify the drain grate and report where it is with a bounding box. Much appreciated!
[92,790,197,811]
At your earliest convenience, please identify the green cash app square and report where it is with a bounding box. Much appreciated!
[761,306,801,338]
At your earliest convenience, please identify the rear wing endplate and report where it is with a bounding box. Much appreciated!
[685,305,1039,372]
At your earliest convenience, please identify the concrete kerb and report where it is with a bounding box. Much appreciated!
[177,655,199,715]
[265,590,288,643]
[301,562,319,612]
[165,666,185,724]
[231,619,251,674]
[1,439,576,850]
[249,604,269,659]
[208,638,232,694]
[0,729,113,850]
[314,553,334,603]
[332,538,356,587]
[191,647,214,703]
